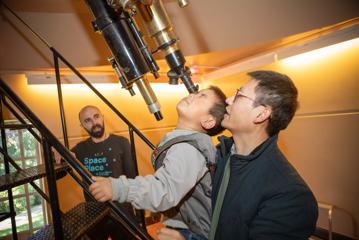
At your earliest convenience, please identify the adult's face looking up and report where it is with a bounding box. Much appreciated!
[221,79,270,136]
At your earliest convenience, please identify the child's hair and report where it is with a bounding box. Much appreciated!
[205,86,227,136]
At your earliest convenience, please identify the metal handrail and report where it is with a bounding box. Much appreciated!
[0,1,155,150]
[0,146,52,206]
[51,49,155,150]
[1,2,155,238]
[0,78,153,240]
[318,202,334,240]
[0,94,18,240]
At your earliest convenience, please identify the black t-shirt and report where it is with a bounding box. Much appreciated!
[71,134,136,206]
[72,134,138,237]
[71,134,136,179]
[71,134,139,236]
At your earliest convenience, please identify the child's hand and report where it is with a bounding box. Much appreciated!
[157,227,184,240]
[89,176,113,202]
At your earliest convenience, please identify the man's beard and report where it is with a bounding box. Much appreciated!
[87,124,105,138]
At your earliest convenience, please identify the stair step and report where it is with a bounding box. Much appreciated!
[0,163,70,191]
[0,123,33,129]
[29,202,111,240]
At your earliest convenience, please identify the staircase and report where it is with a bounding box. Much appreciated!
[0,3,157,236]
[0,163,70,192]
[29,202,111,240]
[0,77,154,240]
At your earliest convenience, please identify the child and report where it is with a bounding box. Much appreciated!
[89,86,226,240]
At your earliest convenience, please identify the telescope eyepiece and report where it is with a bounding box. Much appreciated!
[154,111,163,121]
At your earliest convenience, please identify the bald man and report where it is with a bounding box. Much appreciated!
[71,105,137,240]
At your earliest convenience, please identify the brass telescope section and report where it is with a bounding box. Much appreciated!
[101,0,197,120]
[134,0,176,49]
[135,77,162,120]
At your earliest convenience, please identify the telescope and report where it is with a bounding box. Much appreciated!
[84,0,198,121]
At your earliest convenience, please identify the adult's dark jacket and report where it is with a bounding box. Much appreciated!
[212,135,318,240]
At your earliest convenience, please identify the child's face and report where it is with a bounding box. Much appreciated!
[176,88,217,125]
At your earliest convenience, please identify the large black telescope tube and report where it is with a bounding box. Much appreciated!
[107,0,198,94]
[85,0,162,120]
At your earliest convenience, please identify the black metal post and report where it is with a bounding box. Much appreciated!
[42,138,63,240]
[53,52,69,148]
[49,47,155,150]
[0,95,18,239]
[129,127,147,229]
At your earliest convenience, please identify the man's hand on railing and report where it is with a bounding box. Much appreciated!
[53,149,75,164]
[89,176,113,202]
[53,150,63,164]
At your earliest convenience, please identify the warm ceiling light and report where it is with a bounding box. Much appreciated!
[25,72,117,84]
[202,23,359,81]
[280,37,359,66]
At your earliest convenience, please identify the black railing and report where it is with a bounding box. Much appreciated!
[0,78,153,240]
[0,1,158,238]
[0,95,18,240]
[0,95,55,209]
[51,48,155,150]
[0,1,156,149]
[0,146,52,205]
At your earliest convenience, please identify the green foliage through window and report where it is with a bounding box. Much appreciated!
[0,126,45,237]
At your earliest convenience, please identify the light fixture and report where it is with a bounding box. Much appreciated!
[25,72,117,84]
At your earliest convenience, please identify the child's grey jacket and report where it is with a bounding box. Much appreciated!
[110,129,216,237]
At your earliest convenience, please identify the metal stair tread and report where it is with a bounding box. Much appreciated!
[29,202,111,240]
[0,123,33,129]
[0,211,14,222]
[0,163,70,191]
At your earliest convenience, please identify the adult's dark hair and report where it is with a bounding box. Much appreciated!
[206,86,227,136]
[248,70,298,136]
